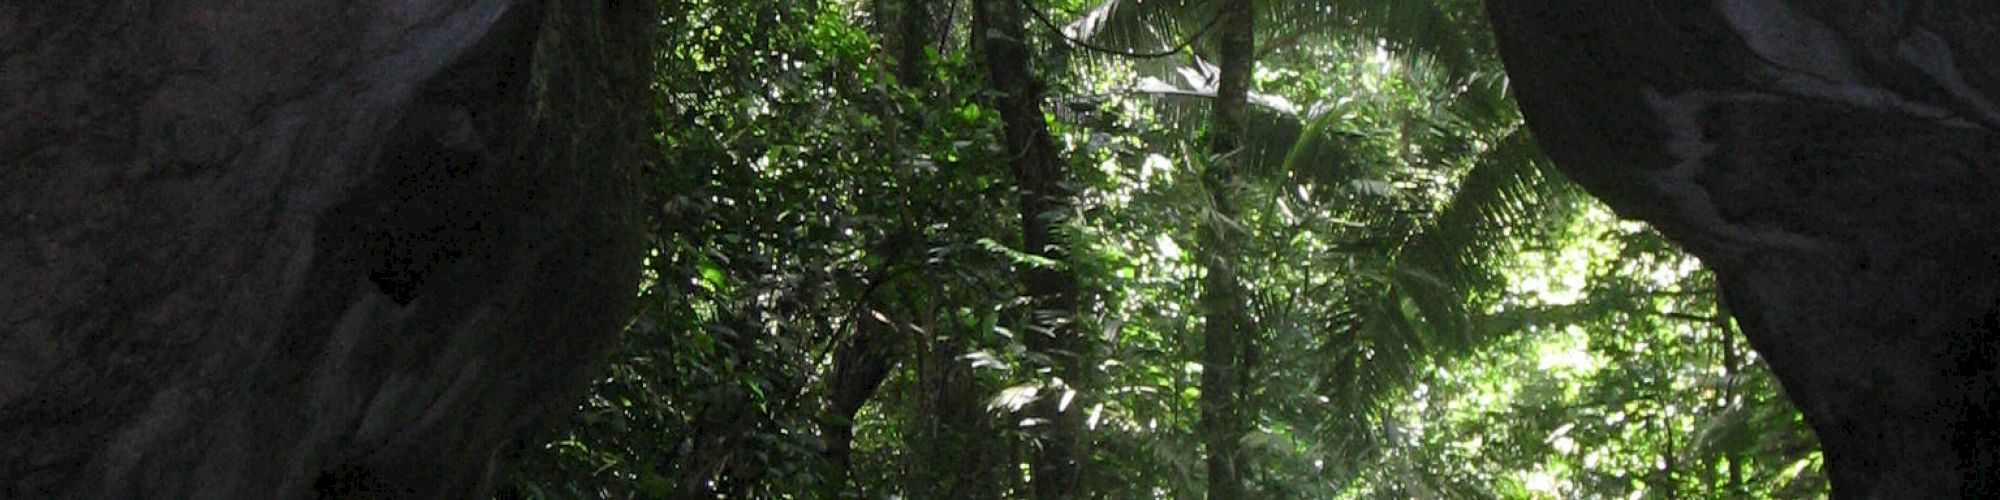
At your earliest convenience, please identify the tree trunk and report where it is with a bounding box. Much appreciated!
[1199,0,1256,498]
[818,0,935,493]
[0,1,654,497]
[1488,2,2000,497]
[1718,304,1746,496]
[823,306,902,494]
[917,331,1008,500]
[974,0,1085,497]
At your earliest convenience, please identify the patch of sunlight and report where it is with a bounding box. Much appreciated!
[1522,469,1563,498]
[1503,205,1615,308]
[1551,435,1576,454]
[1140,153,1173,184]
[1370,42,1399,78]
[1097,155,1121,179]
[1536,325,1600,374]
[987,384,1040,413]
[1547,423,1577,454]
[1154,233,1182,261]
[1644,253,1708,289]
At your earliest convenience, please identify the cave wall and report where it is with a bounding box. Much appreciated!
[1486,1,2000,496]
[0,0,655,496]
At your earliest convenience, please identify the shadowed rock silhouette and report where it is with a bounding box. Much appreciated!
[1489,2,2000,497]
[0,1,654,497]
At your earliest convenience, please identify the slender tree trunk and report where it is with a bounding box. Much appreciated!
[823,308,902,495]
[891,0,933,87]
[818,1,937,494]
[974,0,1084,496]
[1717,305,1745,496]
[0,1,653,497]
[890,2,1015,496]
[906,295,1006,500]
[1199,0,1255,498]
[1663,403,1680,498]
[931,337,1008,500]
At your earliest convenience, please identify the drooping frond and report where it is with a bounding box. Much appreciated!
[1290,128,1591,488]
[1062,0,1210,57]
[1392,129,1577,350]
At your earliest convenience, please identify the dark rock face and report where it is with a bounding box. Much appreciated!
[0,1,653,497]
[1488,2,2000,497]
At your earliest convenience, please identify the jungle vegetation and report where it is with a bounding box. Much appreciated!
[502,0,1825,497]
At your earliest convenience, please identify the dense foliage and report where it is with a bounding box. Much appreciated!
[503,0,1826,497]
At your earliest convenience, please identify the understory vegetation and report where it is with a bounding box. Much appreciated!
[504,0,1826,497]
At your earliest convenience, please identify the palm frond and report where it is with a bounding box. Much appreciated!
[1063,0,1209,56]
[1293,129,1588,486]
[1392,129,1578,352]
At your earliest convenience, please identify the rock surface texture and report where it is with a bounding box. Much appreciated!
[0,1,654,497]
[1488,2,2000,497]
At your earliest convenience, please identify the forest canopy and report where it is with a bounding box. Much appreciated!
[502,0,1825,497]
